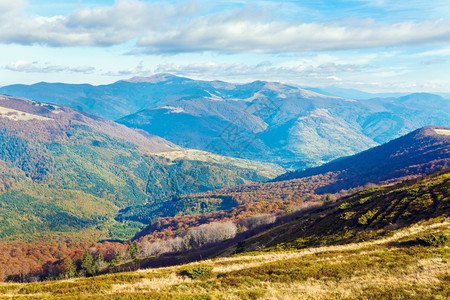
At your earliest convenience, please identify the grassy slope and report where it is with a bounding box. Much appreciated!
[220,169,449,254]
[0,219,447,299]
[0,170,448,299]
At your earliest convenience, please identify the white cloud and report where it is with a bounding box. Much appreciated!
[0,0,199,47]
[0,0,26,17]
[0,0,449,54]
[103,61,151,76]
[410,48,450,58]
[5,60,95,74]
[152,58,450,93]
[154,60,361,82]
[137,16,450,53]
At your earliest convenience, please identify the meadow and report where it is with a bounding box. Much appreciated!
[0,218,447,299]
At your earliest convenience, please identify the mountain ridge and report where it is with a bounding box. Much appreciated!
[2,74,448,170]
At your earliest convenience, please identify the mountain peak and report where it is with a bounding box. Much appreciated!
[416,125,450,138]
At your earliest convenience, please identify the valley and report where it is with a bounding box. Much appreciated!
[0,75,449,298]
[0,95,283,242]
[1,0,450,298]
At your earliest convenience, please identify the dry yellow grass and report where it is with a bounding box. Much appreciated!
[108,274,189,294]
[434,128,450,136]
[209,219,450,273]
[0,106,51,121]
[0,219,448,299]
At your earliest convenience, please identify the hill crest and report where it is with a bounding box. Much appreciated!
[275,125,450,192]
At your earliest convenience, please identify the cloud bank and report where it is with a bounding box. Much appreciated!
[0,0,449,54]
[5,60,95,74]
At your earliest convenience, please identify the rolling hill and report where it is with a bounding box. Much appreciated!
[0,95,283,242]
[1,74,448,169]
[130,168,449,266]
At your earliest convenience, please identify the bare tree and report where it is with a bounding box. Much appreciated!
[240,214,276,230]
[139,221,238,258]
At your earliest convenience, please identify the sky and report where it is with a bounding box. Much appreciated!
[1,0,450,93]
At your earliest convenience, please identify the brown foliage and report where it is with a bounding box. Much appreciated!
[0,241,126,282]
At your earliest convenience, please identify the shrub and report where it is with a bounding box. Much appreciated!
[358,208,379,225]
[340,211,355,220]
[179,266,212,279]
[81,250,98,277]
[61,259,77,279]
[417,233,448,247]
[339,202,351,210]
[359,196,372,204]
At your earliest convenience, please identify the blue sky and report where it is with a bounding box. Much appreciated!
[1,0,449,93]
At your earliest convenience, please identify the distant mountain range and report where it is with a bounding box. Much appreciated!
[303,86,407,99]
[0,95,282,241]
[304,86,450,100]
[1,74,448,170]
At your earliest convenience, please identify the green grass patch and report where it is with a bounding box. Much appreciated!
[178,266,212,279]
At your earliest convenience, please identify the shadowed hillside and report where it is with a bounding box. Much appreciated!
[221,168,450,254]
[112,169,450,272]
[275,126,450,189]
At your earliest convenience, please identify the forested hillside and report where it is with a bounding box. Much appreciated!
[223,168,450,254]
[0,95,283,242]
[0,118,448,283]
